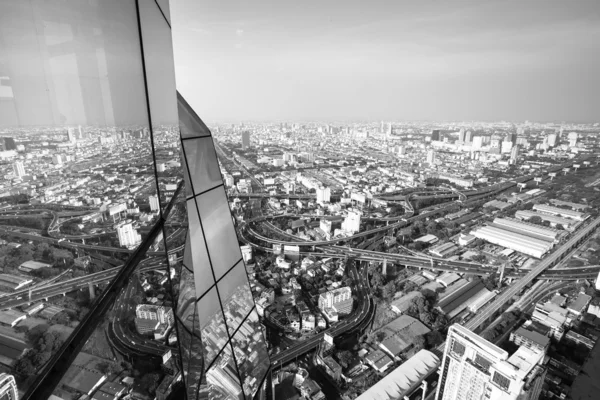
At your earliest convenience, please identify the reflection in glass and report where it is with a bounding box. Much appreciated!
[232,309,270,399]
[186,198,215,295]
[183,137,223,195]
[206,342,243,400]
[219,262,255,335]
[138,0,181,208]
[178,92,212,138]
[196,187,242,280]
[195,287,228,367]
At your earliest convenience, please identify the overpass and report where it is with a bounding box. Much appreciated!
[271,262,374,366]
[0,257,177,309]
[463,216,600,331]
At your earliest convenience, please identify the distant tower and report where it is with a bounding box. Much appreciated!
[510,145,519,165]
[67,127,77,143]
[427,150,436,165]
[149,195,160,212]
[464,130,472,144]
[13,161,25,178]
[242,131,250,149]
[457,129,465,143]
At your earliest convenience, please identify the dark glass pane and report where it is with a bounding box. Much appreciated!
[138,0,180,209]
[205,341,244,400]
[195,187,241,280]
[186,198,214,294]
[232,309,270,399]
[178,92,211,138]
[183,137,222,195]
[218,261,254,336]
[195,287,229,367]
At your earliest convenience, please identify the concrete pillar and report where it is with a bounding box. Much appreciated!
[421,380,428,400]
[88,283,95,300]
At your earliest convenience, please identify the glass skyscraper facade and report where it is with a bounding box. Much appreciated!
[0,1,270,399]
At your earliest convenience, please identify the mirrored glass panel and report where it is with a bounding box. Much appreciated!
[205,342,244,400]
[218,261,254,336]
[232,309,270,399]
[183,137,223,195]
[186,198,215,294]
[195,186,242,280]
[178,92,212,138]
[195,287,228,368]
[139,0,181,209]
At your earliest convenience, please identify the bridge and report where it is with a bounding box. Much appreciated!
[463,216,600,331]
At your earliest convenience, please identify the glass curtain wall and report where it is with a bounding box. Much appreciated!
[0,0,270,399]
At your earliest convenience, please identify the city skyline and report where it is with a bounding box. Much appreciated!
[172,0,600,123]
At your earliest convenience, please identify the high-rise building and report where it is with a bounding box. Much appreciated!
[464,130,472,144]
[12,161,25,178]
[342,210,362,233]
[318,287,353,315]
[457,129,465,143]
[510,145,520,164]
[0,373,18,400]
[116,221,142,249]
[0,138,17,151]
[149,195,160,212]
[436,324,546,400]
[2,1,272,399]
[547,133,557,147]
[242,130,250,149]
[67,127,76,143]
[320,219,332,234]
[501,140,513,153]
[427,149,436,164]
[316,186,331,204]
[431,129,441,141]
[472,136,483,150]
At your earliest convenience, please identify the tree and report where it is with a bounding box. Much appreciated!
[413,335,426,351]
[421,288,437,303]
[335,350,354,369]
[140,373,161,396]
[14,358,35,376]
[425,331,444,348]
[381,282,396,301]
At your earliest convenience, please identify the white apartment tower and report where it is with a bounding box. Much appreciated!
[116,221,142,249]
[342,210,361,234]
[426,150,436,165]
[316,186,331,204]
[436,324,546,400]
[13,161,25,178]
[149,195,160,212]
[318,287,353,315]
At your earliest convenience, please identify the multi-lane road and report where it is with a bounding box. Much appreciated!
[463,216,600,331]
[271,262,373,366]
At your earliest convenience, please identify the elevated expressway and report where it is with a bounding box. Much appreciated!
[463,216,600,331]
[0,256,181,310]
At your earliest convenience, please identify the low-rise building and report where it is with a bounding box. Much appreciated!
[510,327,550,352]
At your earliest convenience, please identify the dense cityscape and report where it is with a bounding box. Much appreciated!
[1,1,600,400]
[1,116,600,400]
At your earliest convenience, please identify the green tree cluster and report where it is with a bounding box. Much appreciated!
[14,325,63,377]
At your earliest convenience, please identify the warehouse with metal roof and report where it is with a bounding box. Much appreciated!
[436,279,486,316]
[492,217,560,242]
[533,204,586,221]
[515,210,577,231]
[356,350,440,400]
[471,225,553,258]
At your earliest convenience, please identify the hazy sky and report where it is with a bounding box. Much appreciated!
[171,0,600,123]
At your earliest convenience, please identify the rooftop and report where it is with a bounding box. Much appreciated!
[356,350,440,400]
